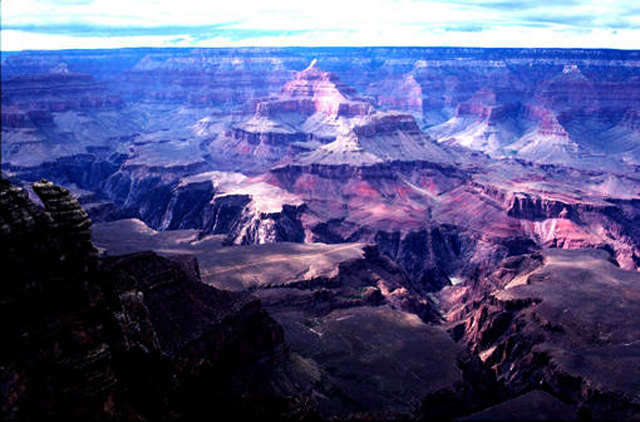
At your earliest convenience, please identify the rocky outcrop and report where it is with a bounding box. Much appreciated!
[467,181,640,271]
[11,153,122,192]
[353,112,424,137]
[224,203,307,245]
[206,60,376,170]
[201,193,251,236]
[366,74,424,119]
[150,172,307,245]
[309,215,539,293]
[0,179,116,420]
[100,251,286,371]
[506,192,576,221]
[159,180,215,230]
[443,249,640,420]
[271,158,463,188]
[229,126,309,146]
[103,169,197,229]
[619,109,640,130]
[0,179,309,421]
[96,250,306,421]
[521,104,571,138]
[297,112,453,167]
[1,108,31,128]
[102,169,309,246]
[276,59,374,118]
[32,179,99,266]
[257,245,441,324]
[252,245,501,420]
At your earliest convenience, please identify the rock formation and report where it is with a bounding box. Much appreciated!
[0,179,308,420]
[206,60,376,171]
[1,178,117,420]
[442,249,640,420]
[3,47,640,420]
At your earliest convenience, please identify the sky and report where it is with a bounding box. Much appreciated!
[2,0,639,51]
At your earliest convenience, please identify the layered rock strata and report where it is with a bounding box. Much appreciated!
[442,249,640,420]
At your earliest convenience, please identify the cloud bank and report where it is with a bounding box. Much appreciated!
[2,0,639,50]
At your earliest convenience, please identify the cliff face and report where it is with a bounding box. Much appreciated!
[0,179,302,421]
[157,172,307,245]
[506,192,575,221]
[256,245,442,324]
[373,226,468,292]
[1,71,122,113]
[265,152,640,286]
[100,251,285,364]
[200,193,251,235]
[0,179,115,420]
[159,180,216,230]
[442,249,640,420]
[223,203,306,245]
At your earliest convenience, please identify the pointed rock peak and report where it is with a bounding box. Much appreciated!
[50,62,71,75]
[298,58,327,79]
[306,58,319,71]
[558,64,588,81]
[342,130,365,149]
[282,59,359,103]
[413,60,428,70]
[562,64,580,74]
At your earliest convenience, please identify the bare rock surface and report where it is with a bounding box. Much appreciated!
[443,249,640,420]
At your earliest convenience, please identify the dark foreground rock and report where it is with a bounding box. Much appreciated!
[0,179,312,421]
[457,390,577,421]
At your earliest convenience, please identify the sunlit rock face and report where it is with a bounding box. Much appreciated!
[423,59,640,168]
[297,111,452,166]
[441,249,640,420]
[4,48,639,279]
[276,59,374,118]
[206,59,377,172]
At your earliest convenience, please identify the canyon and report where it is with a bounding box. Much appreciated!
[2,47,640,420]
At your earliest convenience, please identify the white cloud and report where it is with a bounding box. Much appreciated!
[194,27,640,49]
[0,30,195,50]
[1,0,639,50]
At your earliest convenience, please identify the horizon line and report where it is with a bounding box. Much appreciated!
[3,45,640,53]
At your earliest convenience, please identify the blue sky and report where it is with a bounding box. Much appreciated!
[2,0,639,50]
